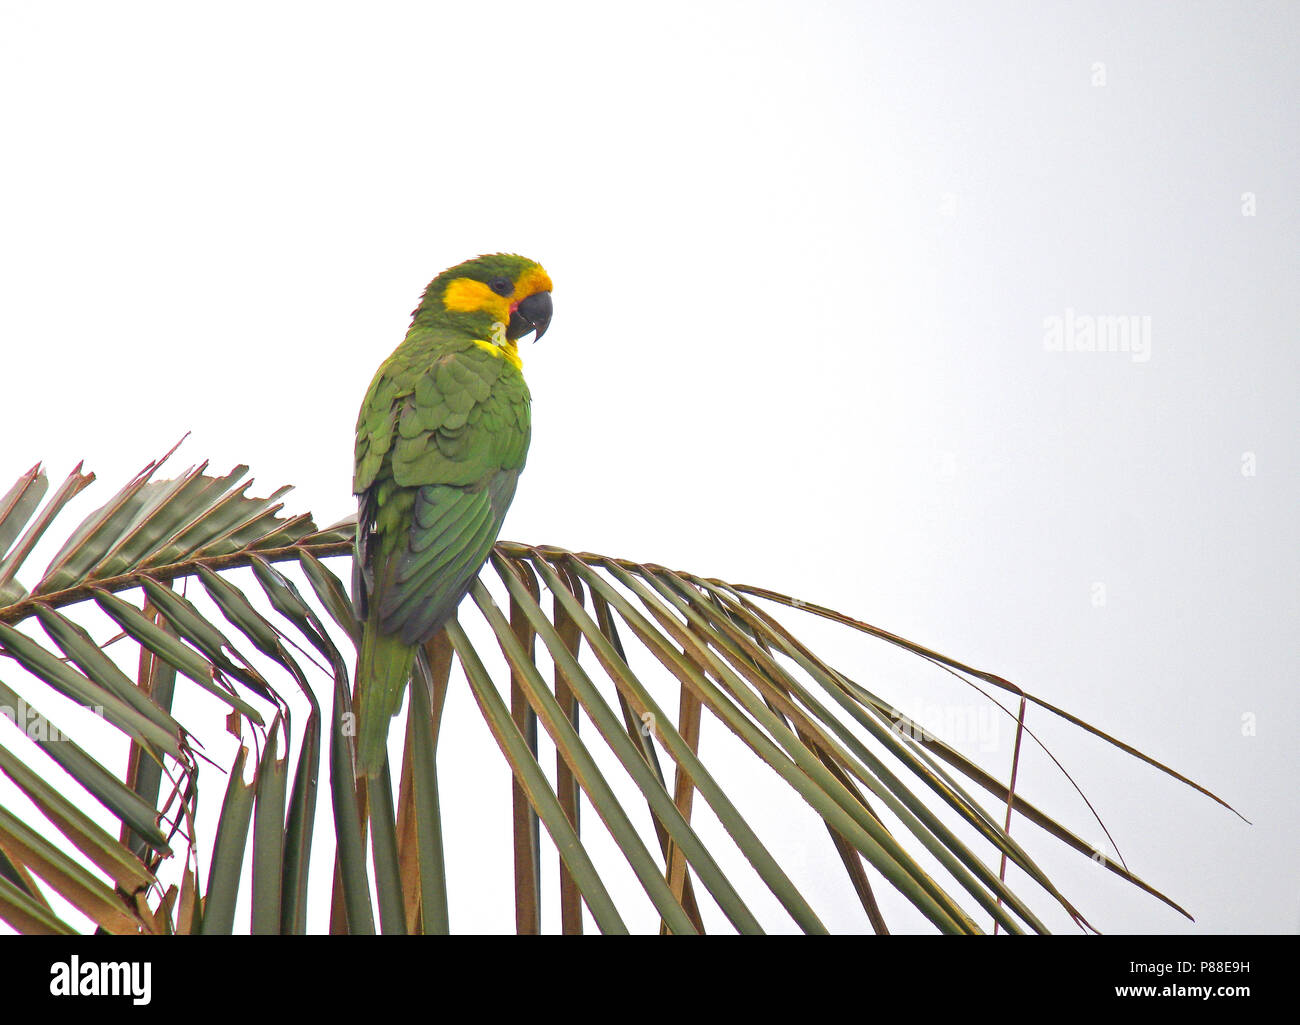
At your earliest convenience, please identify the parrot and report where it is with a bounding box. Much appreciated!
[351,253,553,777]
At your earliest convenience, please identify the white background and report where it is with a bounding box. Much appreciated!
[0,1,1296,934]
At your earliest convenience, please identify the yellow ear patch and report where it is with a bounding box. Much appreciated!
[442,277,508,317]
[440,263,552,318]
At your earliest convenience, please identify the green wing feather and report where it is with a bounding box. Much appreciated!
[352,330,531,775]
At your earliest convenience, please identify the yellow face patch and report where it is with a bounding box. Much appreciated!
[440,261,551,371]
[514,265,553,299]
[440,264,554,319]
[442,278,509,319]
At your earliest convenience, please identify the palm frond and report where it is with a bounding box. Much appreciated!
[0,448,1239,934]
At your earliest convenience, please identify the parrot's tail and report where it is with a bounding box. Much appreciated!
[354,610,417,778]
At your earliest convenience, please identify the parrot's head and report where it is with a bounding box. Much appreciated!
[416,253,553,347]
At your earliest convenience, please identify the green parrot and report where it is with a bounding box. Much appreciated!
[352,253,553,777]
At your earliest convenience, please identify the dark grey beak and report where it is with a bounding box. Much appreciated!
[506,291,552,342]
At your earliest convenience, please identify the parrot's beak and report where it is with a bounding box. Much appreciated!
[507,291,552,342]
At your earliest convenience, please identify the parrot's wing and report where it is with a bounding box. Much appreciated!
[354,343,529,645]
[379,470,520,644]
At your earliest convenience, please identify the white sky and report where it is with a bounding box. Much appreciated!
[0,1,1296,934]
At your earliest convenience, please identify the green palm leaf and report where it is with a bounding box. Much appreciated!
[0,449,1240,934]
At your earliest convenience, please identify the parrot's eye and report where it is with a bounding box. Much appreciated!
[488,277,513,297]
